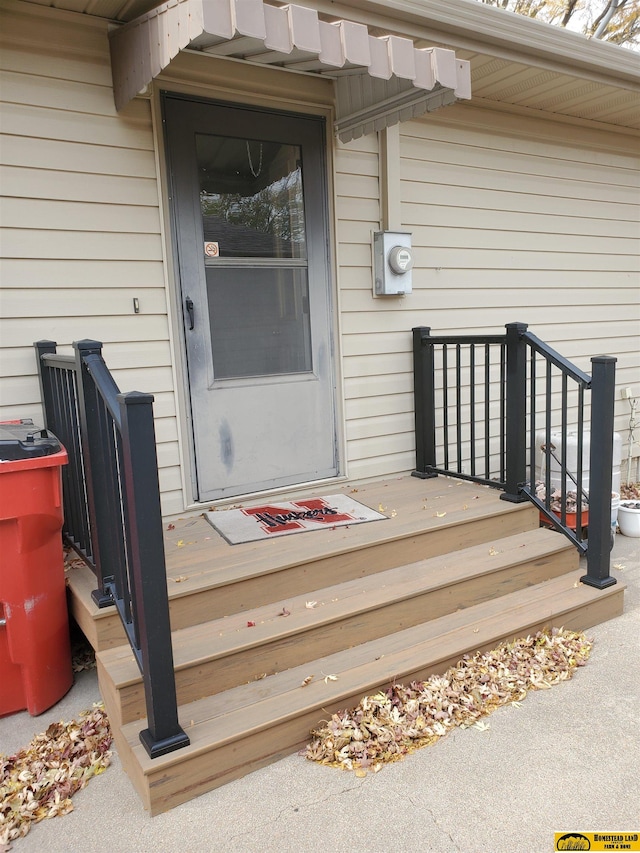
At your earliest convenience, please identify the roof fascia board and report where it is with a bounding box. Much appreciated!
[305,0,640,87]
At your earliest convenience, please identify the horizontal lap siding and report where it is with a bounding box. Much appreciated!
[0,7,183,516]
[337,105,640,481]
[335,135,413,479]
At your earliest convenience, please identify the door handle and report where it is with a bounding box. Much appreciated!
[185,297,194,330]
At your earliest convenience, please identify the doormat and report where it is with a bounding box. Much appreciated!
[205,495,387,545]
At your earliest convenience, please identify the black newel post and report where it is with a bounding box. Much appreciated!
[119,392,190,757]
[582,355,617,589]
[412,326,438,479]
[501,322,529,503]
[34,340,58,429]
[73,341,118,607]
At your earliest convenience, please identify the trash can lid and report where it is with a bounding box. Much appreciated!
[0,419,63,461]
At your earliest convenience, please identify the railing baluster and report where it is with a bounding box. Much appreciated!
[560,372,568,528]
[499,341,506,483]
[545,359,553,519]
[577,383,585,542]
[470,344,476,477]
[456,343,462,473]
[529,352,537,496]
[443,344,450,470]
[484,343,490,479]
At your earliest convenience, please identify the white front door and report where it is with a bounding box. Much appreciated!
[163,94,338,501]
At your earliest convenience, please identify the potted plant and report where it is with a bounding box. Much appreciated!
[535,482,589,530]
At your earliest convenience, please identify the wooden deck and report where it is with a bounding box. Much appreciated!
[65,474,625,815]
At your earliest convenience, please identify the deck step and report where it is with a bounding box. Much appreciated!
[108,569,624,815]
[68,479,540,650]
[97,527,576,727]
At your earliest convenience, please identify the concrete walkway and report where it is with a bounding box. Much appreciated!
[2,535,639,853]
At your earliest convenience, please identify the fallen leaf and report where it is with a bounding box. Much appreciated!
[434,512,446,518]
[473,628,479,633]
[172,576,189,583]
[462,504,468,510]
[390,509,397,518]
[176,540,185,547]
[301,675,314,687]
[305,600,318,609]
[350,488,359,493]
[613,563,626,570]
[378,504,386,512]
[278,607,291,617]
[488,547,500,556]
[167,523,175,530]
[323,674,339,684]
[354,768,367,778]
[473,721,491,731]
[247,621,256,627]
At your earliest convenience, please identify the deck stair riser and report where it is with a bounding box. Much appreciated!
[97,528,577,728]
[106,570,624,815]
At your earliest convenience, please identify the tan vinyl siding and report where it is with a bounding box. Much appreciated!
[338,103,640,482]
[0,5,183,516]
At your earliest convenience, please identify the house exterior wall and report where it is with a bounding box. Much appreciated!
[0,4,186,514]
[339,105,640,482]
[1,2,638,514]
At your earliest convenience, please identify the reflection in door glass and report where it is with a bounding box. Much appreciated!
[197,134,306,259]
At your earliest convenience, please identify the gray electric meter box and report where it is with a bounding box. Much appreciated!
[373,231,414,296]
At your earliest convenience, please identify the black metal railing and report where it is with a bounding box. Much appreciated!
[35,340,190,758]
[413,322,617,589]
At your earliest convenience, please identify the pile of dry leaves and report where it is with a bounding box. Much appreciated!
[534,482,586,513]
[0,705,112,850]
[620,482,640,500]
[303,628,592,775]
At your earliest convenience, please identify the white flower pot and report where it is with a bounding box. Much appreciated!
[611,492,620,529]
[617,500,640,537]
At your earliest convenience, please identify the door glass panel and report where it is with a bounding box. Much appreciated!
[197,134,306,259]
[206,267,312,380]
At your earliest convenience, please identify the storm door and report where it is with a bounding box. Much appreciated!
[162,94,338,501]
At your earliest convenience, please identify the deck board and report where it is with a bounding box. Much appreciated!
[161,477,531,588]
[98,526,577,725]
[68,475,540,647]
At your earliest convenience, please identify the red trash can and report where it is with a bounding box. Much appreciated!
[0,420,73,716]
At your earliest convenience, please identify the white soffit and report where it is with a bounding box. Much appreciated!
[109,0,471,142]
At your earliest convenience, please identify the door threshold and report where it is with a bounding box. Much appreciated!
[173,474,350,520]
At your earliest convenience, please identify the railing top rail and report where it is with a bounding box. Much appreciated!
[523,331,592,386]
[82,352,123,428]
[417,333,506,346]
[39,352,75,369]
